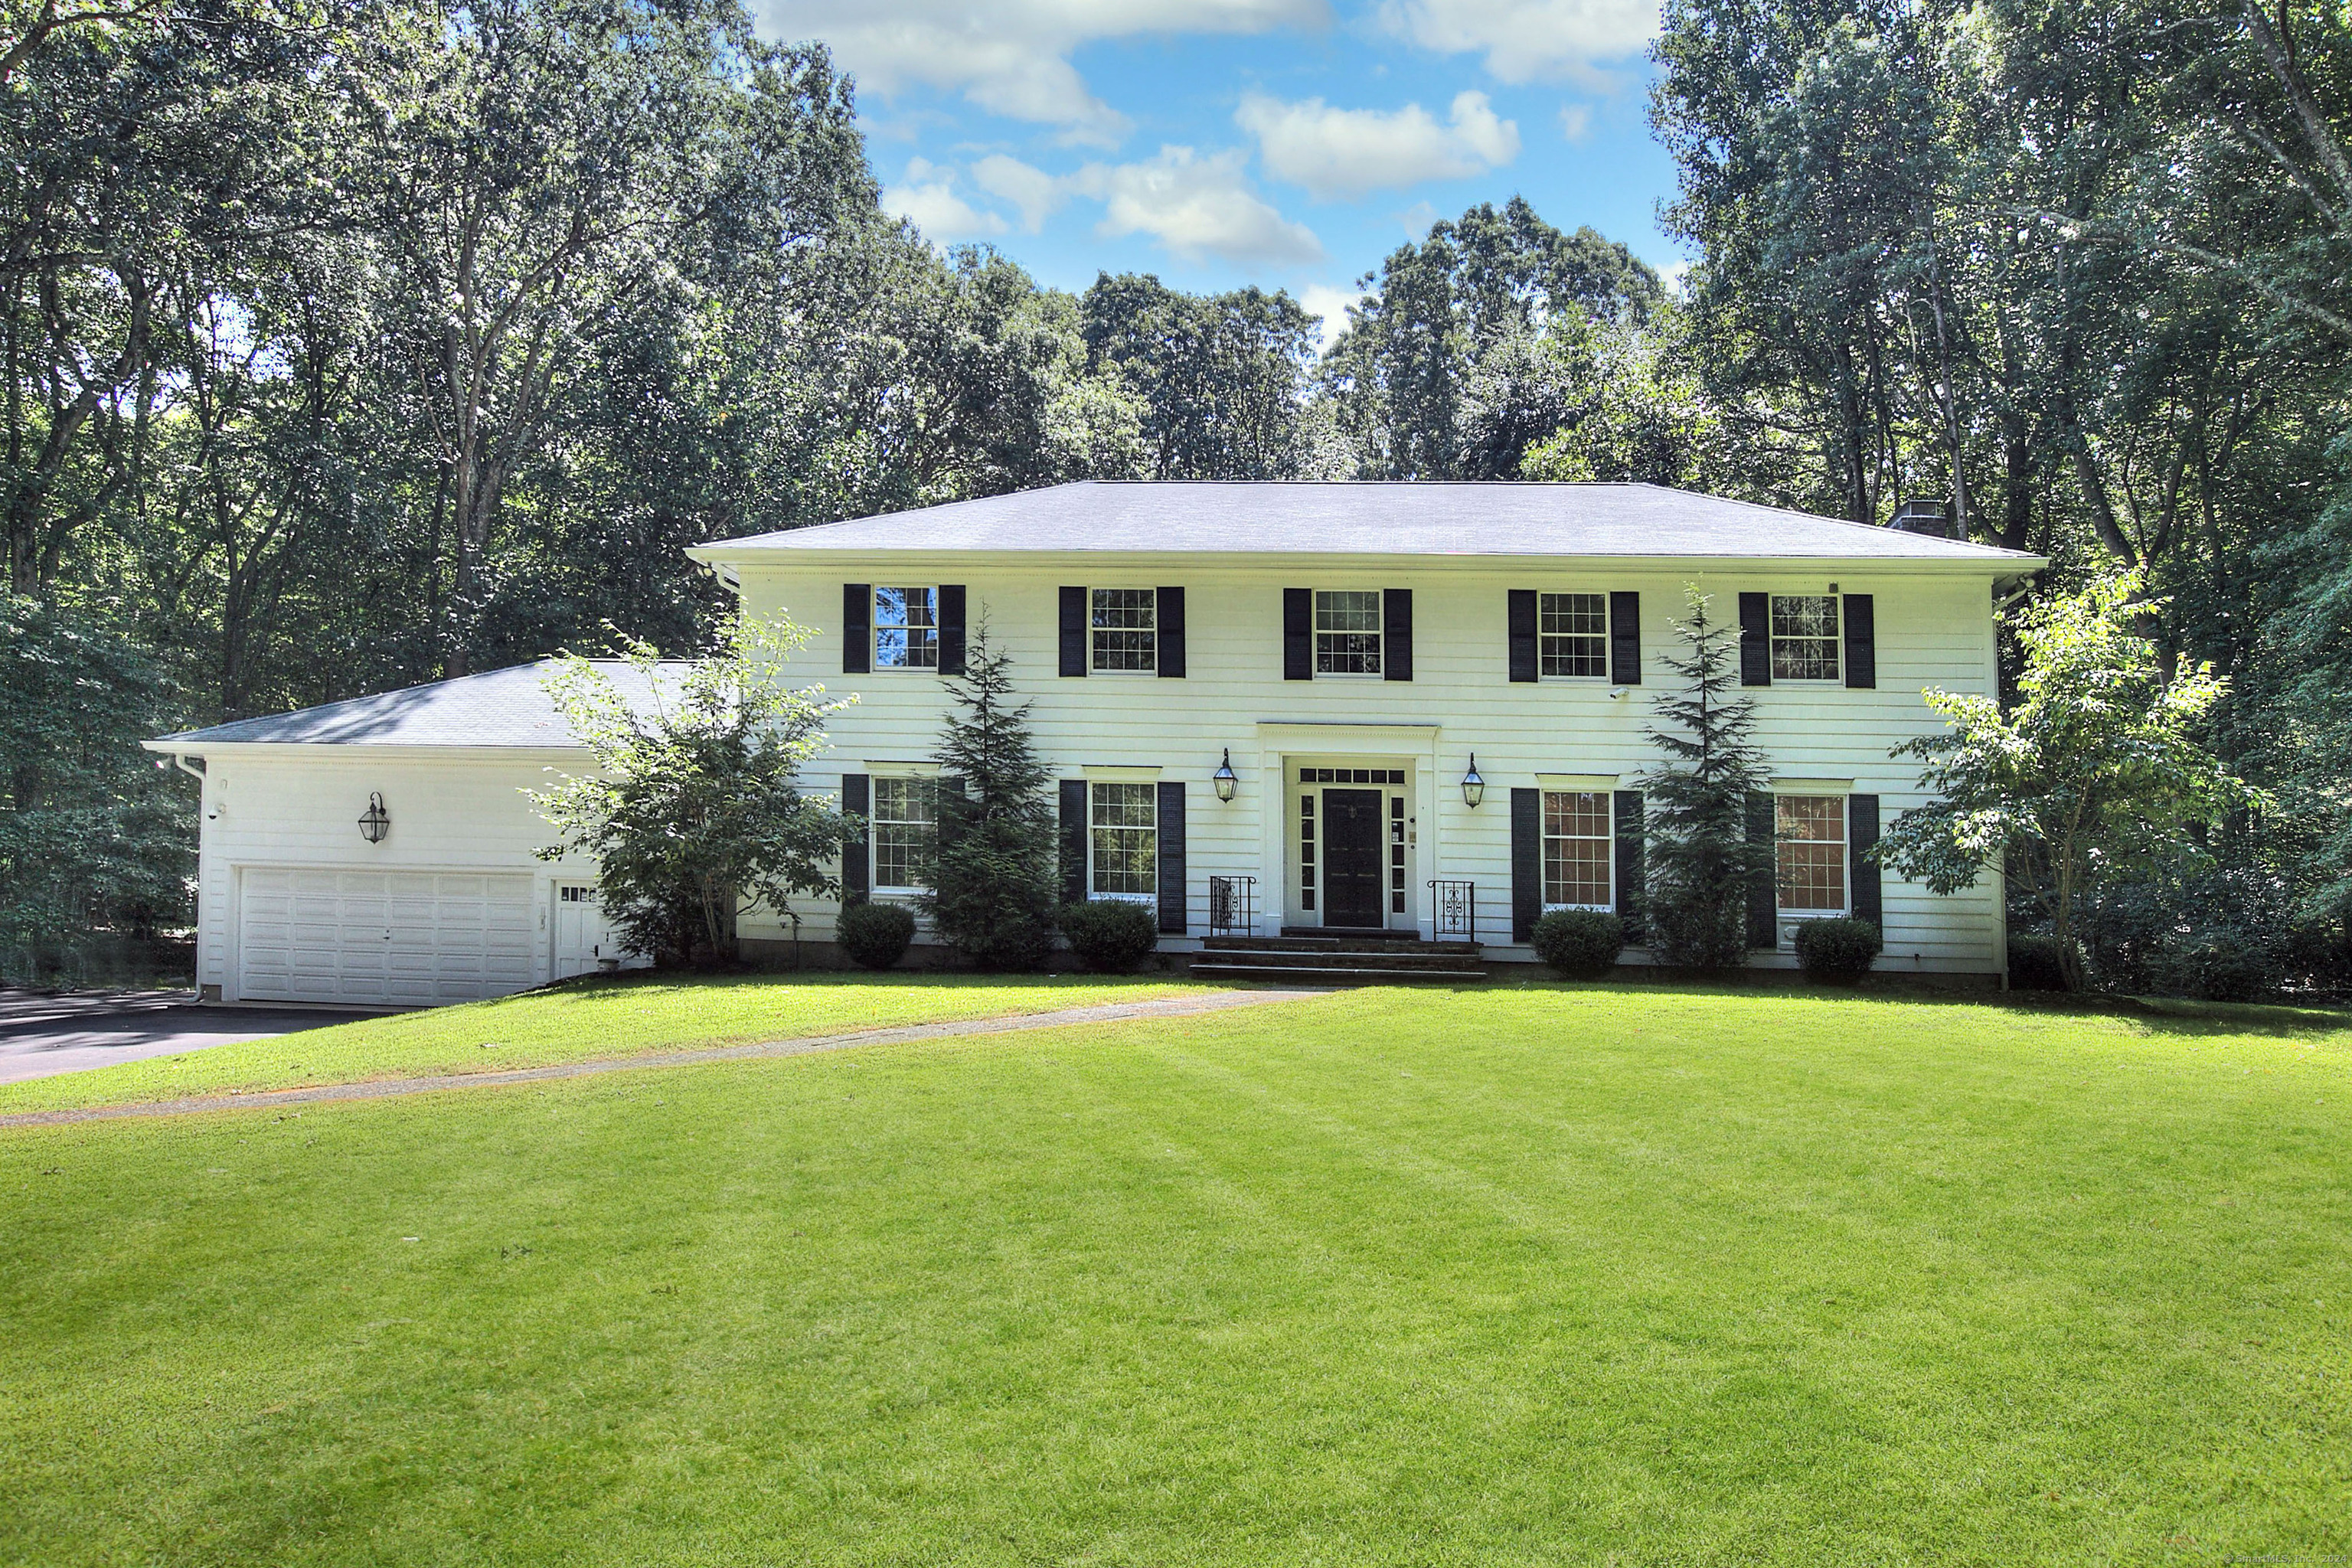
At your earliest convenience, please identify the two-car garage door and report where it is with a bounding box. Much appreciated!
[238,868,536,1004]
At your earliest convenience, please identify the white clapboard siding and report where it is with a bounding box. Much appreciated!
[739,559,2007,972]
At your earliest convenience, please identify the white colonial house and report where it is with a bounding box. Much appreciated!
[148,481,2041,1004]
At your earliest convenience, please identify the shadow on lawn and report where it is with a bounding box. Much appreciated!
[1471,969,2352,1042]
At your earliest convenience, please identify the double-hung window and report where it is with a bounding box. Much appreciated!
[1091,589,1156,671]
[1541,791,1613,910]
[1089,782,1158,899]
[874,587,939,670]
[1315,590,1382,675]
[871,777,939,893]
[1539,593,1609,678]
[1775,795,1847,913]
[1769,596,1840,681]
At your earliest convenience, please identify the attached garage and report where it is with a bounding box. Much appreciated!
[238,868,536,1005]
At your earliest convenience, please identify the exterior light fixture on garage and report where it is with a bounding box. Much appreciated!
[358,792,390,844]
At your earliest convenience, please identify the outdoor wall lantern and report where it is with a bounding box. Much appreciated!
[1460,756,1485,808]
[1212,748,1238,802]
[358,792,391,844]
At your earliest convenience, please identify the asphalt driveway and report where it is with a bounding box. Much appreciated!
[0,991,384,1087]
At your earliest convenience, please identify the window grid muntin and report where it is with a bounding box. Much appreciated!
[874,586,939,670]
[871,776,939,891]
[1775,794,1847,912]
[1769,595,1840,681]
[1090,588,1157,672]
[1539,593,1609,678]
[1541,790,1614,909]
[1314,590,1383,675]
[1089,782,1158,897]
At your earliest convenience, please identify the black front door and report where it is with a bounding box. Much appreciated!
[1322,789,1385,928]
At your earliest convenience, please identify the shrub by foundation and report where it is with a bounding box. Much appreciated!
[1530,910,1626,978]
[837,901,916,970]
[1794,916,1881,983]
[1060,900,1160,973]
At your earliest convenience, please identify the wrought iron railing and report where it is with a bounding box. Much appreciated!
[1427,879,1477,943]
[1209,875,1256,937]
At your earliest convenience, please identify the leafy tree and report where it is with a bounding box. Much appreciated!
[533,615,849,968]
[1640,588,1775,969]
[1079,273,1318,479]
[1874,575,2261,991]
[0,596,193,941]
[921,618,1057,970]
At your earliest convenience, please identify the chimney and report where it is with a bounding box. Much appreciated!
[1890,496,1956,539]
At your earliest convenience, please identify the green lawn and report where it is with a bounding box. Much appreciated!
[3,985,2348,1565]
[0,970,1207,1115]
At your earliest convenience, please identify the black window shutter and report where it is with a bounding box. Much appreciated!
[1157,781,1186,934]
[1283,588,1312,680]
[1850,793,1882,926]
[1383,588,1413,681]
[1739,592,1770,686]
[841,773,869,902]
[843,584,871,675]
[1059,586,1086,677]
[1613,789,1645,942]
[1843,593,1876,689]
[1746,790,1777,947]
[1508,589,1537,682]
[938,585,966,676]
[1059,779,1087,904]
[1609,591,1642,685]
[1157,586,1186,678]
[1511,787,1541,943]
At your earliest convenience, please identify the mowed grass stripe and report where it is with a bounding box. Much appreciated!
[2,986,2347,1566]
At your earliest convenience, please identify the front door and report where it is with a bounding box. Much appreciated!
[1322,788,1385,928]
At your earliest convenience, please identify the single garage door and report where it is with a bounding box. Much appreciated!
[238,868,536,1004]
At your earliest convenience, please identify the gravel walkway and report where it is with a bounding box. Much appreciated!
[0,988,1326,1129]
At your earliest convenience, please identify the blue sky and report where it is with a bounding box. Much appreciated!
[755,0,1684,346]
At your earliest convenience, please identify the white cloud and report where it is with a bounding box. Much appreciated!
[1396,199,1439,238]
[972,154,1065,234]
[882,158,1005,242]
[1237,90,1519,200]
[1072,146,1325,267]
[1298,284,1367,353]
[761,0,1328,146]
[1558,103,1592,142]
[1374,0,1659,83]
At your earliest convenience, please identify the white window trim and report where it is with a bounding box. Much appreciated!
[1536,590,1612,682]
[1312,587,1385,679]
[1772,788,1851,919]
[1767,593,1843,684]
[871,585,940,672]
[1539,787,1616,914]
[1087,781,1159,904]
[868,772,942,898]
[1088,586,1159,675]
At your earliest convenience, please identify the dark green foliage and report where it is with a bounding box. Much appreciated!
[1529,910,1626,978]
[0,599,194,944]
[922,622,1058,972]
[1080,274,1318,479]
[2007,936,2073,991]
[1058,900,1160,973]
[1793,918,1881,984]
[534,621,848,969]
[1641,590,1774,970]
[836,901,916,971]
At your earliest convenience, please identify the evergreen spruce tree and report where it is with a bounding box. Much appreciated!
[1640,587,1775,969]
[923,619,1060,969]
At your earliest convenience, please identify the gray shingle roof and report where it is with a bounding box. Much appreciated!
[694,481,2040,564]
[151,659,681,750]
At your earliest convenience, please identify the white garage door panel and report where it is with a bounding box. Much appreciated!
[239,868,536,1004]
